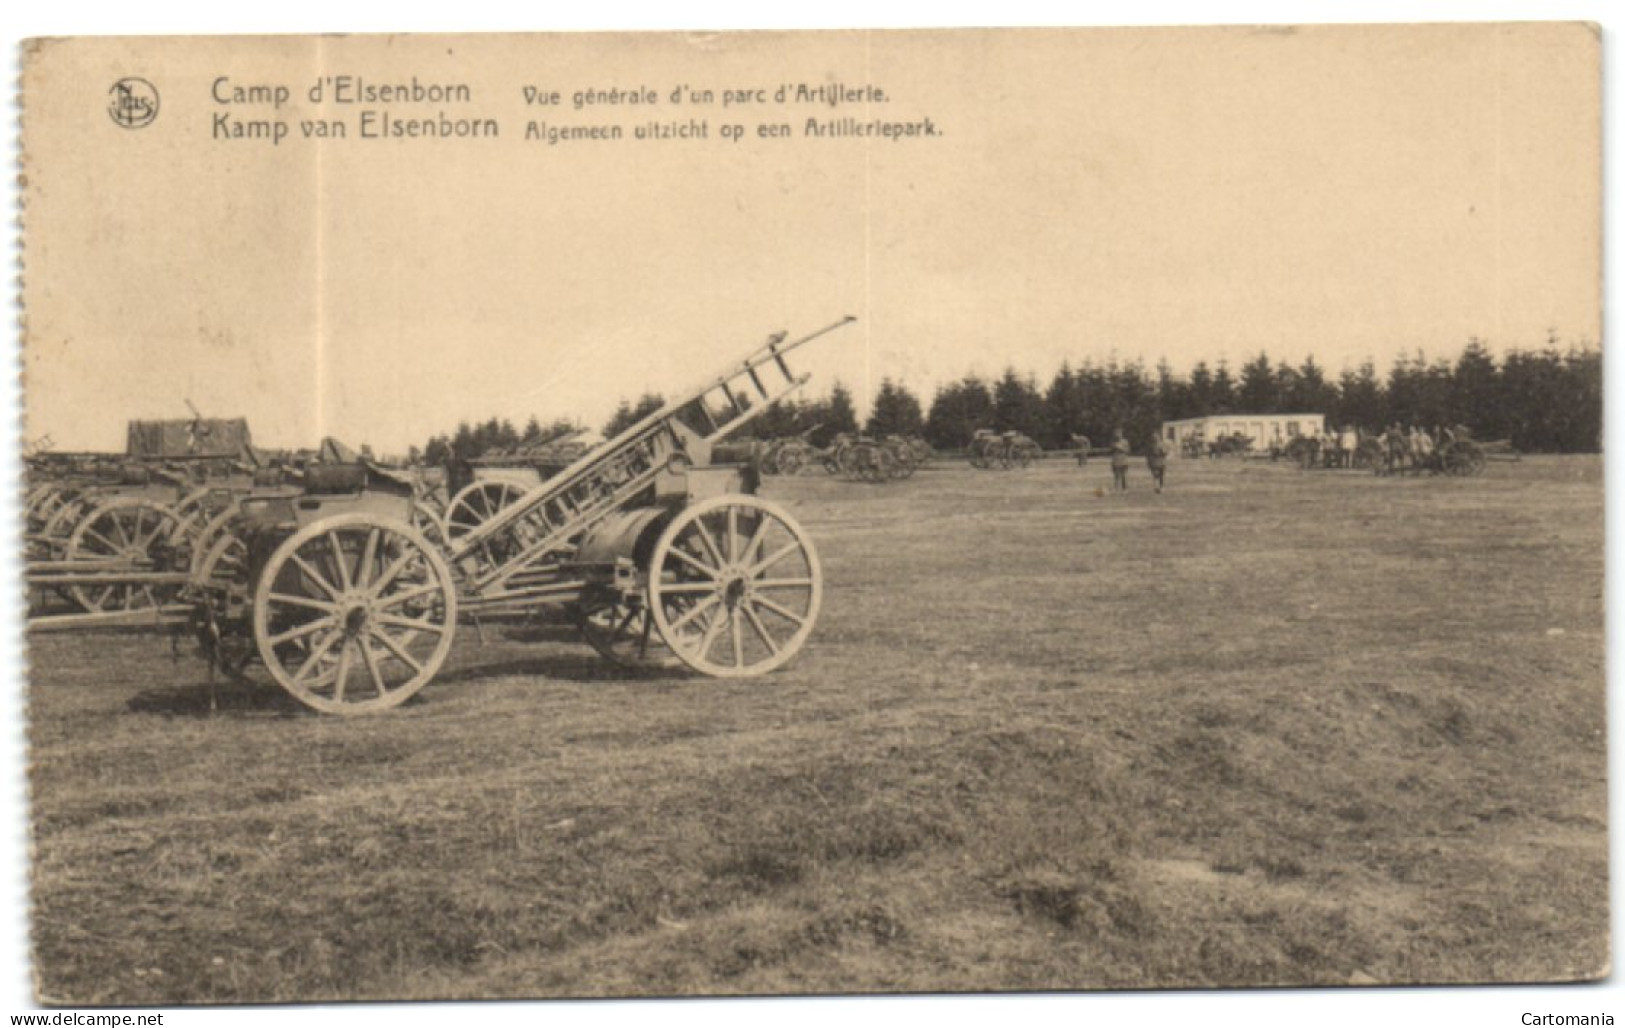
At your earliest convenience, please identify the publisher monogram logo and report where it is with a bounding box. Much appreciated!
[108,78,159,129]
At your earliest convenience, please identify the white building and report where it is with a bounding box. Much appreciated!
[1160,413,1326,456]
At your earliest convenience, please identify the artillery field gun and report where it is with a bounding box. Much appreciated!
[967,429,1042,469]
[27,318,857,715]
[820,433,931,482]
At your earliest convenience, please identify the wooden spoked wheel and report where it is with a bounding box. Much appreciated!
[1442,441,1487,477]
[187,504,245,587]
[63,497,185,613]
[253,514,457,715]
[887,448,917,480]
[38,491,97,556]
[775,447,807,476]
[410,501,449,550]
[25,486,69,561]
[864,445,896,482]
[194,526,249,593]
[575,593,682,669]
[444,481,525,541]
[170,488,213,532]
[25,485,71,534]
[443,481,532,577]
[646,495,822,677]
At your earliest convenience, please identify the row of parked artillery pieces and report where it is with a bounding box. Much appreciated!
[752,433,935,482]
[21,424,1019,627]
[751,430,1045,480]
[22,450,452,623]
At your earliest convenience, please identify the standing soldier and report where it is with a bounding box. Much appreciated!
[1339,423,1357,469]
[1110,429,1131,493]
[1303,426,1321,470]
[1146,432,1169,493]
[1412,425,1436,472]
[1071,433,1091,468]
[1385,422,1407,475]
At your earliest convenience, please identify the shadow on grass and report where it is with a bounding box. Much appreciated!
[433,652,696,687]
[121,654,696,719]
[491,622,584,646]
[125,679,309,718]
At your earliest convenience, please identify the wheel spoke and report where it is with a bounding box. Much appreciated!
[269,617,336,647]
[327,531,353,591]
[752,577,815,589]
[109,514,132,548]
[267,591,339,614]
[369,626,424,674]
[744,597,780,652]
[370,550,416,595]
[730,608,745,668]
[726,506,740,564]
[289,554,340,600]
[694,604,728,662]
[374,613,447,635]
[751,540,803,577]
[690,519,726,569]
[743,603,780,655]
[657,581,722,593]
[332,640,355,703]
[141,510,177,550]
[292,631,343,684]
[610,607,638,645]
[740,514,770,567]
[359,638,388,697]
[667,546,719,579]
[132,513,164,550]
[754,595,808,626]
[373,580,444,611]
[80,528,121,555]
[356,528,380,588]
[668,593,722,633]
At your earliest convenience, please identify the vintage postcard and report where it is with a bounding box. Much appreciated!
[17,25,1603,1005]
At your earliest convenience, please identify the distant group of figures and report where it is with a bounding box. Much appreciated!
[1068,431,1168,494]
[1065,420,1484,493]
[1271,423,1474,475]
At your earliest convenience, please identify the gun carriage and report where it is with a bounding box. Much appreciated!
[24,416,286,618]
[28,318,854,716]
[440,429,597,544]
[967,430,1041,469]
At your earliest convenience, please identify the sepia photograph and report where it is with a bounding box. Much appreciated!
[10,15,1609,1016]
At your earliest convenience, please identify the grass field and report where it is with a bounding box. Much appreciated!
[25,454,1606,1003]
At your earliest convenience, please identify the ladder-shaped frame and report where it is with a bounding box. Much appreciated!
[449,317,856,608]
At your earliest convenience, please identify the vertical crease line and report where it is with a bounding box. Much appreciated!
[314,37,327,447]
[863,31,874,413]
[1494,27,1504,349]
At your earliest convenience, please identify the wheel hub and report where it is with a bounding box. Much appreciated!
[342,600,371,636]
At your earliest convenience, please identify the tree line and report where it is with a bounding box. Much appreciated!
[789,336,1599,454]
[412,392,671,466]
[411,336,1599,462]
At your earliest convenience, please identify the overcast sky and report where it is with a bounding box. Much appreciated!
[22,24,1598,454]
